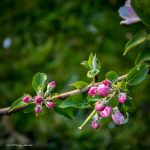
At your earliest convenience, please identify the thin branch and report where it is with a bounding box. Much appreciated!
[0,74,127,116]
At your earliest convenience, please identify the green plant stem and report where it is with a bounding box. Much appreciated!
[78,109,96,130]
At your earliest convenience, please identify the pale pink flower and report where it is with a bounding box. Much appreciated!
[112,111,125,125]
[100,106,112,118]
[118,0,141,25]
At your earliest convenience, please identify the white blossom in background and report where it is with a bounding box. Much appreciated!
[118,0,141,25]
[3,37,12,49]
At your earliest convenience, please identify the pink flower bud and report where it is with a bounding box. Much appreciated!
[35,105,42,113]
[102,79,112,86]
[97,84,110,97]
[88,86,97,96]
[47,101,55,108]
[95,102,105,112]
[112,111,125,125]
[118,93,127,104]
[48,81,56,87]
[34,95,43,104]
[22,95,31,103]
[91,120,100,129]
[100,106,112,118]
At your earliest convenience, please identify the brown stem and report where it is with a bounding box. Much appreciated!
[0,74,127,116]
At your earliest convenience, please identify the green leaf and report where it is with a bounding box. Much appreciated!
[9,96,29,113]
[70,81,88,89]
[106,71,118,82]
[32,72,47,93]
[53,107,74,120]
[132,0,150,27]
[127,64,149,85]
[124,30,147,55]
[117,80,127,90]
[23,103,35,113]
[88,53,94,68]
[135,50,150,69]
[108,97,118,108]
[80,61,91,70]
[87,69,99,78]
[125,99,133,108]
[60,94,90,109]
[92,54,101,70]
[87,95,103,104]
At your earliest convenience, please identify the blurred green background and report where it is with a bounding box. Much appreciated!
[0,0,150,149]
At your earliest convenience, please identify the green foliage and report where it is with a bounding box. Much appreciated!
[70,81,88,89]
[23,103,35,113]
[60,94,90,109]
[124,30,147,55]
[135,49,150,69]
[8,96,29,113]
[106,71,118,82]
[87,69,99,78]
[127,64,149,85]
[132,0,150,27]
[32,72,47,93]
[117,80,127,91]
[80,61,91,70]
[53,107,74,120]
[87,95,102,104]
[81,53,100,79]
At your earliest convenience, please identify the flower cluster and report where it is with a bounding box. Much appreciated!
[88,79,128,129]
[22,81,56,114]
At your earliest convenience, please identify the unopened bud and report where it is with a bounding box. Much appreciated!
[22,95,31,103]
[34,95,43,104]
[47,101,55,108]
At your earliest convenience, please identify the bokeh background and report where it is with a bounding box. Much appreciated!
[0,0,150,149]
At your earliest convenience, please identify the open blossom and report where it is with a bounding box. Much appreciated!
[100,106,112,118]
[88,86,97,96]
[112,111,125,125]
[97,84,110,97]
[118,0,141,25]
[118,93,127,104]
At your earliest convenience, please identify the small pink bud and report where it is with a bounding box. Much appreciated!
[118,93,127,104]
[48,81,56,87]
[112,111,125,125]
[88,86,97,96]
[100,106,112,118]
[47,101,55,108]
[97,84,110,97]
[34,95,43,104]
[95,102,105,112]
[102,79,112,86]
[35,105,42,113]
[22,95,31,103]
[91,120,100,129]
